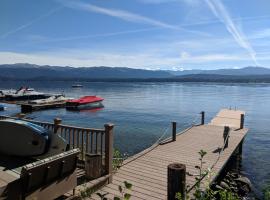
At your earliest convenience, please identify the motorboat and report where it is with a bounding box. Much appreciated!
[72,84,83,88]
[0,89,16,99]
[66,96,104,110]
[4,87,51,101]
[0,119,67,157]
[28,94,68,105]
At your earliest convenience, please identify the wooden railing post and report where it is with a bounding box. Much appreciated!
[240,114,244,129]
[223,126,230,149]
[201,111,205,125]
[54,118,62,134]
[168,163,186,200]
[172,122,177,142]
[105,123,114,183]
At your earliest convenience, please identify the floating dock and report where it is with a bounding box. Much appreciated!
[20,102,66,113]
[89,109,248,199]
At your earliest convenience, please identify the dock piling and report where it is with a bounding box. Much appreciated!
[223,126,230,149]
[240,114,245,129]
[105,123,114,183]
[168,163,186,200]
[201,111,205,125]
[54,118,62,134]
[172,122,177,142]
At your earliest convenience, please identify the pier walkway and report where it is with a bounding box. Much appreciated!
[89,109,248,200]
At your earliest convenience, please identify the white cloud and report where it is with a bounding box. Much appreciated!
[180,51,191,59]
[0,49,267,70]
[59,0,178,29]
[28,27,162,43]
[204,0,258,66]
[58,0,210,37]
[138,0,200,6]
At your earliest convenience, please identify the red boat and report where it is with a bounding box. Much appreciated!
[66,96,104,110]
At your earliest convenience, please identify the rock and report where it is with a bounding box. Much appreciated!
[230,172,239,179]
[220,181,230,190]
[235,177,252,191]
[215,185,224,190]
[238,185,251,196]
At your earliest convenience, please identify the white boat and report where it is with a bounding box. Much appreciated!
[0,119,67,157]
[28,94,68,105]
[5,87,51,101]
[0,89,16,99]
[72,84,83,88]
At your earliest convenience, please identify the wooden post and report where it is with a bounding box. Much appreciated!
[105,123,114,183]
[172,122,177,142]
[54,118,62,134]
[223,126,230,149]
[85,154,102,179]
[167,163,186,200]
[201,111,205,125]
[240,114,244,129]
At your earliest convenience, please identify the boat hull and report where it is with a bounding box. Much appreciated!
[5,94,51,101]
[66,101,104,110]
[0,119,49,156]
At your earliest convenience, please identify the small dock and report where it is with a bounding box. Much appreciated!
[90,109,248,199]
[20,102,66,113]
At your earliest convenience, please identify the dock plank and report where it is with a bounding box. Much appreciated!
[91,109,248,199]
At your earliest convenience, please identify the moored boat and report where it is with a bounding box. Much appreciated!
[72,84,83,88]
[28,94,68,105]
[5,87,51,101]
[0,89,16,99]
[66,96,104,110]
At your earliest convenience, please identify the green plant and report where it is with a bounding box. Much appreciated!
[113,149,128,170]
[218,189,239,200]
[189,150,239,200]
[114,181,133,200]
[193,149,208,199]
[78,185,95,199]
[263,184,270,200]
[96,181,132,200]
[175,192,183,200]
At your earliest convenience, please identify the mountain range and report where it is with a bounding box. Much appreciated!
[0,63,270,82]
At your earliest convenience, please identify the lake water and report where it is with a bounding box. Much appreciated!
[0,81,269,197]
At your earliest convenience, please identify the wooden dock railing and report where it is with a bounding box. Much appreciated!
[0,115,114,180]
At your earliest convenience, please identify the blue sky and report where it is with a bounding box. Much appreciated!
[0,0,270,70]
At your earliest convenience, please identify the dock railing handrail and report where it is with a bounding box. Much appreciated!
[0,115,114,180]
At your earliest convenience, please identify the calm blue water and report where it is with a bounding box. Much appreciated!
[0,81,269,196]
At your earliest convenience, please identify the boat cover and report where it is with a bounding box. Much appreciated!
[5,119,49,137]
[67,96,104,104]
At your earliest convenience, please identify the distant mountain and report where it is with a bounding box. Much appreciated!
[0,63,270,82]
[169,66,270,76]
[171,74,270,82]
[0,63,172,80]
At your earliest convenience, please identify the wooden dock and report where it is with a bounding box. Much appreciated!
[89,109,248,200]
[20,101,66,112]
